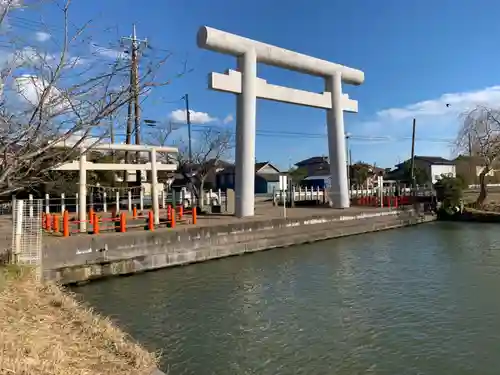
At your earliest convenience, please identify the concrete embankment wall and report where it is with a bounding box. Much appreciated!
[44,209,435,285]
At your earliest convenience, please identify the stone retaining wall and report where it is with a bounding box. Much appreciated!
[43,208,434,285]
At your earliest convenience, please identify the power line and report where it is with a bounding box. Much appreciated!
[113,125,455,144]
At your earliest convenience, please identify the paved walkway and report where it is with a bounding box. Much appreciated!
[195,204,392,226]
[44,203,394,246]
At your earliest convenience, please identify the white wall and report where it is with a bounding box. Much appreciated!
[476,166,495,176]
[430,165,456,184]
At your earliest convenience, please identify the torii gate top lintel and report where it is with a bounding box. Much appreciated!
[197,26,364,85]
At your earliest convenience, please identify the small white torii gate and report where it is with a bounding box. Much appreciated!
[53,142,178,232]
[197,26,365,217]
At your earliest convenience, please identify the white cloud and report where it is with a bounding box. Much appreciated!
[0,45,89,74]
[376,85,500,123]
[90,43,130,60]
[0,46,56,68]
[13,74,71,113]
[345,85,500,167]
[34,31,51,42]
[0,0,21,13]
[67,55,89,67]
[222,114,234,124]
[64,131,102,148]
[169,109,217,124]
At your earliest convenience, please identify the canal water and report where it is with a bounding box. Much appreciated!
[75,222,500,375]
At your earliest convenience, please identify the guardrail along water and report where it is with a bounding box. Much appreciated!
[75,222,500,375]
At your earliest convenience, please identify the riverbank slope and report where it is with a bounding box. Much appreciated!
[0,266,160,375]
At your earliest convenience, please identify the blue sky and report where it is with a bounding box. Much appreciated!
[7,0,500,170]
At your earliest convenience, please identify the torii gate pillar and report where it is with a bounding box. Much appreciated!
[326,73,350,208]
[198,26,364,217]
[235,49,257,217]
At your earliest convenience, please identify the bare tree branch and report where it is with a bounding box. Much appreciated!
[456,105,500,207]
[177,128,233,208]
[0,1,187,196]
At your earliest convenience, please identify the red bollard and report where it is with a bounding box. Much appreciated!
[119,212,126,233]
[170,208,176,228]
[148,211,154,231]
[45,213,51,231]
[53,214,59,233]
[192,207,197,225]
[93,213,100,234]
[63,211,69,237]
[89,207,94,226]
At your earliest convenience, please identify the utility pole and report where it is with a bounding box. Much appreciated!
[121,24,148,184]
[182,94,192,163]
[410,118,416,190]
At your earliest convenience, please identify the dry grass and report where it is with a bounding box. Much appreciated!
[0,266,159,375]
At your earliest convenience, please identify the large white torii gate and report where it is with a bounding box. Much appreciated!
[197,26,365,218]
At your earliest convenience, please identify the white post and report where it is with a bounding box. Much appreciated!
[103,192,107,212]
[11,196,16,222]
[75,193,79,216]
[79,151,87,233]
[279,175,287,219]
[139,189,144,211]
[378,175,384,208]
[218,188,222,204]
[14,199,23,259]
[116,191,120,212]
[60,193,65,214]
[283,191,286,218]
[235,48,257,218]
[326,72,349,208]
[316,186,320,201]
[127,191,132,212]
[45,193,49,214]
[28,194,33,218]
[161,190,166,209]
[150,148,160,225]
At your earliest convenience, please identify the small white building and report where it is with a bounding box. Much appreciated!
[389,156,456,185]
[430,164,456,184]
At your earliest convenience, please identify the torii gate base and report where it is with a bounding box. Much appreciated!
[198,26,365,217]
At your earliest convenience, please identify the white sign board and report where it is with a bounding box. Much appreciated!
[279,175,288,191]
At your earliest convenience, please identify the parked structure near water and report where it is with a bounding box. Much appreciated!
[197,26,364,217]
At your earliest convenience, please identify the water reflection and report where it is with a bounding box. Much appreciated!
[76,223,500,375]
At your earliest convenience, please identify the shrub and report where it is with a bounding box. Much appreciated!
[434,175,464,212]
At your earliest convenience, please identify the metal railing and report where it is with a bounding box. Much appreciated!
[11,198,43,280]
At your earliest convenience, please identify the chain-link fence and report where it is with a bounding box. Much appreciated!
[12,199,43,279]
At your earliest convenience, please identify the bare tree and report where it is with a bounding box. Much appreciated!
[177,128,233,208]
[0,0,185,197]
[457,105,500,207]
